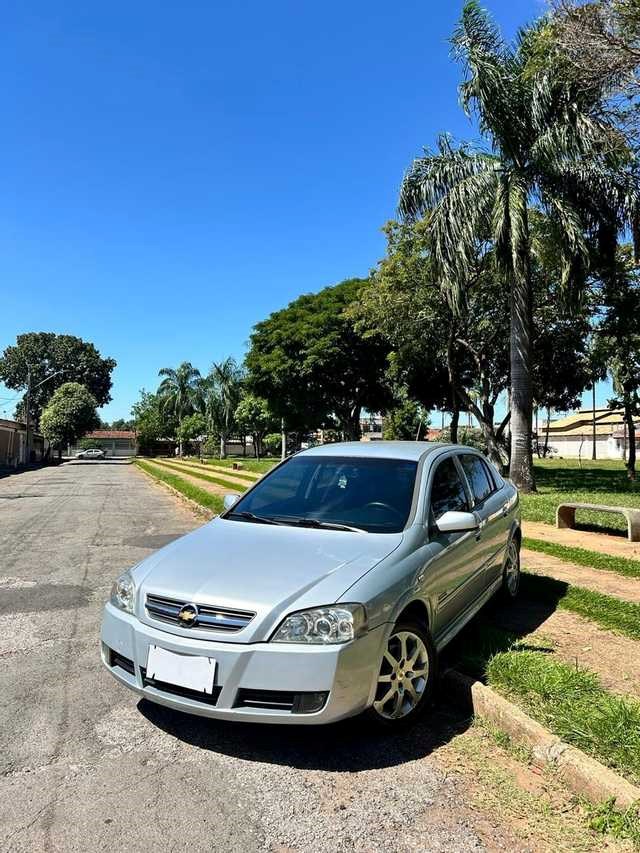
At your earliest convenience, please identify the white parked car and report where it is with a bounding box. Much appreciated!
[75,448,106,459]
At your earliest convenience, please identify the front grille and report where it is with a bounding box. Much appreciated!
[139,666,222,705]
[145,593,255,632]
[109,648,135,676]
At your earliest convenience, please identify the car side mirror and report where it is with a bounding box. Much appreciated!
[223,493,241,511]
[435,510,479,533]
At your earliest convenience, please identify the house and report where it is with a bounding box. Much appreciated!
[541,408,640,459]
[0,419,49,467]
[69,429,138,458]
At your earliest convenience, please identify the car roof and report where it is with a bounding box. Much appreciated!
[298,441,459,462]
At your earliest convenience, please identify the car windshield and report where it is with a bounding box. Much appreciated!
[226,455,418,533]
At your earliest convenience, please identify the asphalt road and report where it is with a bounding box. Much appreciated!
[0,462,524,853]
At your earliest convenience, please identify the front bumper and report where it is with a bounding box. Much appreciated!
[101,602,386,724]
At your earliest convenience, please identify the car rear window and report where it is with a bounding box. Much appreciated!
[459,454,493,504]
[430,457,469,518]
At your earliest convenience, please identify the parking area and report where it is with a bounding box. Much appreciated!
[0,463,585,852]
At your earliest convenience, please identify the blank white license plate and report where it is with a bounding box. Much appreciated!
[146,645,216,694]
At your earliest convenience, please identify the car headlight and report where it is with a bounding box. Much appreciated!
[271,604,367,644]
[110,569,136,614]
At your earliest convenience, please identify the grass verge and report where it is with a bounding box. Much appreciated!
[524,537,640,579]
[486,650,640,786]
[521,572,640,640]
[148,458,249,493]
[189,456,277,475]
[585,798,640,849]
[176,458,259,483]
[521,459,640,533]
[136,459,224,514]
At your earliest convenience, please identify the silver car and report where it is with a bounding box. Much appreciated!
[101,442,520,727]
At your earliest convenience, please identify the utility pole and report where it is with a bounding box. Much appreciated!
[592,381,597,460]
[24,370,32,465]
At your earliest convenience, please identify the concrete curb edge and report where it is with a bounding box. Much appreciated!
[134,463,216,521]
[443,669,640,809]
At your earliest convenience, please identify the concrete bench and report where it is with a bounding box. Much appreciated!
[556,502,640,542]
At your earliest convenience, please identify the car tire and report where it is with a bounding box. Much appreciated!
[499,535,521,601]
[365,619,437,729]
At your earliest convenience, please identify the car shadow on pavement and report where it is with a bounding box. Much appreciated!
[137,697,472,771]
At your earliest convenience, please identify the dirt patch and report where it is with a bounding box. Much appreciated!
[524,521,640,560]
[162,459,256,488]
[435,719,626,853]
[142,459,229,497]
[492,603,640,701]
[521,549,640,603]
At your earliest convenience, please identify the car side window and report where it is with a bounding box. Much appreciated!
[459,454,493,505]
[429,457,469,520]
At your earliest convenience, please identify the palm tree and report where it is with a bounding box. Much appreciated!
[209,357,244,458]
[399,1,639,491]
[157,362,201,456]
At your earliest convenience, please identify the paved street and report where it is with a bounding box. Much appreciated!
[0,462,527,853]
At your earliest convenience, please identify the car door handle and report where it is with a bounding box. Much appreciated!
[502,504,509,517]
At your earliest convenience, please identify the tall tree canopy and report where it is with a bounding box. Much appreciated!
[39,383,100,449]
[0,332,116,427]
[399,0,639,490]
[246,278,393,439]
[157,362,201,454]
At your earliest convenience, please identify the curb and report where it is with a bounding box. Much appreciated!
[443,669,640,809]
[134,464,216,521]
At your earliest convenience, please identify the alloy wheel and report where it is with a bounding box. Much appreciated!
[373,630,430,720]
[505,539,520,596]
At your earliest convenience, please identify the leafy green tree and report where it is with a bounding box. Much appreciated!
[398,1,639,491]
[235,394,275,459]
[593,252,640,479]
[246,278,393,439]
[131,390,175,455]
[383,397,430,441]
[107,418,135,431]
[157,362,201,455]
[0,333,116,427]
[209,357,244,458]
[40,383,100,454]
[177,413,207,451]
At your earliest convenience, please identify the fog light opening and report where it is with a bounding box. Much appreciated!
[293,692,329,714]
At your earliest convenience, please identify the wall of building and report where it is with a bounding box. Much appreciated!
[546,435,622,460]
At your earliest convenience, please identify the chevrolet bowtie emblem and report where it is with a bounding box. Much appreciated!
[177,603,198,627]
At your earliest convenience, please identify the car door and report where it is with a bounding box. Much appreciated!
[427,454,485,639]
[458,453,508,589]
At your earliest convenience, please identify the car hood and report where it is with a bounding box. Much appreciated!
[133,517,403,643]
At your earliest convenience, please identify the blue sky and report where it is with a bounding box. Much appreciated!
[0,0,608,422]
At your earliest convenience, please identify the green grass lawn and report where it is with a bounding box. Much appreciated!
[186,456,277,475]
[155,458,250,492]
[521,572,640,640]
[523,537,640,579]
[486,650,640,786]
[136,459,224,514]
[522,458,640,532]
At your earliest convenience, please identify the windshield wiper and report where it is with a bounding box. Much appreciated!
[273,516,365,533]
[226,511,283,526]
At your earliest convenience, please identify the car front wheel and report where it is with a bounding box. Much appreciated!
[500,536,521,600]
[367,620,436,728]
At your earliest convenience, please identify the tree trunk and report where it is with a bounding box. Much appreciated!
[449,409,459,444]
[220,434,226,459]
[508,246,536,491]
[623,393,636,480]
